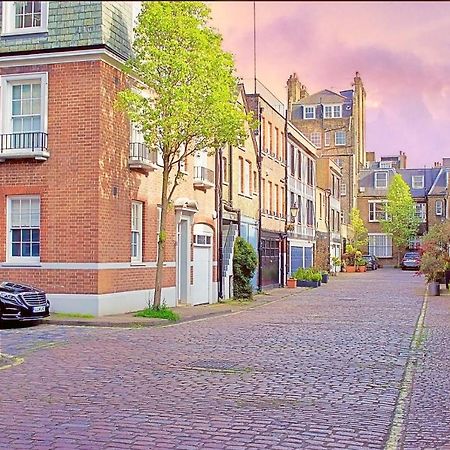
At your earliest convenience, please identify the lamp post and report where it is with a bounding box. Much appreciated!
[324,188,332,272]
[286,202,298,232]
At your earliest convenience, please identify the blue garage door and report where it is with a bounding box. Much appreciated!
[291,246,304,274]
[305,247,313,268]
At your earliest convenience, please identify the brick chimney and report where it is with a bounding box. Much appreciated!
[366,151,375,163]
[287,73,308,119]
[399,151,407,169]
[442,157,450,168]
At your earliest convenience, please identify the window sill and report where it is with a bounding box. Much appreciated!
[1,28,48,37]
[2,263,42,268]
[238,192,253,200]
[130,262,146,266]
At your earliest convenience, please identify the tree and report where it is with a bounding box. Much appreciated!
[381,174,420,264]
[348,207,368,251]
[117,2,249,309]
[233,237,258,300]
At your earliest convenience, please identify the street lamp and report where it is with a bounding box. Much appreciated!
[286,202,298,232]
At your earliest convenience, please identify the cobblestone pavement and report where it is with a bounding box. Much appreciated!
[0,268,447,449]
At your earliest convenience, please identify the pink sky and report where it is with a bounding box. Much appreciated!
[209,1,450,168]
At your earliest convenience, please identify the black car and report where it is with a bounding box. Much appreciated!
[401,251,421,270]
[362,254,379,270]
[0,282,50,322]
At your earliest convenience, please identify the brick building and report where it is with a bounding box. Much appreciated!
[358,154,449,265]
[0,1,220,315]
[287,72,366,225]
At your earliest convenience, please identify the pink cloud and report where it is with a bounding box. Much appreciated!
[209,1,450,167]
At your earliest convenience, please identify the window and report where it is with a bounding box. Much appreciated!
[253,170,258,194]
[281,131,285,162]
[324,104,342,118]
[2,1,48,35]
[379,161,393,169]
[304,106,315,119]
[7,196,40,264]
[369,234,393,258]
[335,130,346,146]
[268,121,273,153]
[324,131,331,147]
[310,132,321,148]
[297,195,302,222]
[131,201,143,262]
[415,203,426,223]
[306,199,314,226]
[262,117,266,152]
[275,184,279,216]
[340,183,347,196]
[1,72,48,147]
[222,156,228,183]
[374,172,388,188]
[280,186,285,218]
[409,236,421,250]
[297,150,302,180]
[436,199,443,216]
[412,175,424,189]
[275,127,279,158]
[268,181,273,214]
[238,156,244,193]
[193,234,212,246]
[307,158,314,186]
[290,145,295,176]
[261,178,266,212]
[369,201,388,222]
[243,160,251,196]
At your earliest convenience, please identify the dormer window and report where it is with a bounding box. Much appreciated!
[2,1,49,36]
[374,171,388,189]
[304,106,315,119]
[379,161,392,168]
[323,104,342,119]
[412,175,424,189]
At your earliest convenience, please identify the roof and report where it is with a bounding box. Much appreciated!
[429,168,448,196]
[295,89,347,106]
[399,168,442,197]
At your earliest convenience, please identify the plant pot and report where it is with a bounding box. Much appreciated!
[287,278,297,288]
[357,266,367,272]
[296,280,320,288]
[321,273,329,283]
[345,265,356,273]
[428,281,440,296]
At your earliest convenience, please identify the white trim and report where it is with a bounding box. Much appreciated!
[335,130,346,146]
[323,104,342,119]
[436,199,443,216]
[374,171,388,189]
[131,201,143,263]
[1,1,49,36]
[303,105,315,120]
[429,168,443,194]
[368,233,393,258]
[368,200,388,222]
[412,175,424,190]
[0,261,177,269]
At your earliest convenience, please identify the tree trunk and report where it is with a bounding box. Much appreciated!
[154,168,170,310]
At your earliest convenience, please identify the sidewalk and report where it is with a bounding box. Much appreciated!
[42,286,303,328]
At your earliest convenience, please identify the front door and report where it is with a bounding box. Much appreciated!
[177,219,189,303]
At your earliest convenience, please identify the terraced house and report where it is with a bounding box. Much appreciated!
[358,153,450,265]
[0,1,223,315]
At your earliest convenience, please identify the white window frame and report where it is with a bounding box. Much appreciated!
[304,106,315,119]
[1,1,49,36]
[0,72,48,138]
[379,161,393,169]
[324,131,331,147]
[7,195,41,265]
[131,201,143,263]
[333,104,342,118]
[412,175,424,189]
[310,132,321,148]
[436,199,443,216]
[335,130,346,146]
[415,203,426,223]
[323,104,342,119]
[374,171,388,189]
[243,159,251,196]
[369,200,388,222]
[368,233,393,258]
[340,182,347,196]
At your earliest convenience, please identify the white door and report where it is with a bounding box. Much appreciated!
[192,224,213,305]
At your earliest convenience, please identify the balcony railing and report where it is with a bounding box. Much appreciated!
[0,132,49,161]
[193,165,214,189]
[129,142,158,172]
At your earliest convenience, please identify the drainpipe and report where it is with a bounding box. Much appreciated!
[216,145,223,301]
[257,101,263,292]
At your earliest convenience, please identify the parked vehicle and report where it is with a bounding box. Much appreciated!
[0,282,50,322]
[362,254,379,270]
[401,251,421,270]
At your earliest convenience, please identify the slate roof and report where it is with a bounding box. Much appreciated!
[295,89,347,105]
[428,168,448,196]
[398,168,441,198]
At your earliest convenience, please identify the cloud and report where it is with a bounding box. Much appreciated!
[209,1,450,167]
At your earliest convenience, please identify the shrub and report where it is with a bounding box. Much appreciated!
[233,237,258,299]
[292,267,322,282]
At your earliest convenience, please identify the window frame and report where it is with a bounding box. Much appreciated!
[340,182,347,196]
[335,130,346,146]
[0,72,48,138]
[368,233,393,258]
[412,175,424,189]
[7,195,41,265]
[1,1,49,36]
[131,201,143,263]
[374,171,388,189]
[324,104,342,119]
[304,106,315,119]
[415,203,426,223]
[369,200,388,222]
[310,132,321,148]
[436,199,443,216]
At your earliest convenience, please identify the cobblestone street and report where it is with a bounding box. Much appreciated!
[1,268,449,449]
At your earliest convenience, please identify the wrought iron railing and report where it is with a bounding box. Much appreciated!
[0,132,48,154]
[194,166,214,184]
[129,142,157,164]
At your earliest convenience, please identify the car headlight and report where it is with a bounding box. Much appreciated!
[1,293,23,305]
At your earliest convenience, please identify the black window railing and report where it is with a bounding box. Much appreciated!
[194,166,214,184]
[129,142,157,164]
[0,132,48,153]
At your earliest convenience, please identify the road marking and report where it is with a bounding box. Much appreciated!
[385,291,429,450]
[0,353,25,371]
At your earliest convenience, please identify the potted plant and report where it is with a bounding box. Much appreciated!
[286,277,297,288]
[343,245,360,273]
[356,257,367,272]
[293,268,321,288]
[321,271,329,283]
[420,252,444,296]
[331,256,341,275]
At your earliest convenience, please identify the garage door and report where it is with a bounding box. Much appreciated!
[291,246,304,274]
